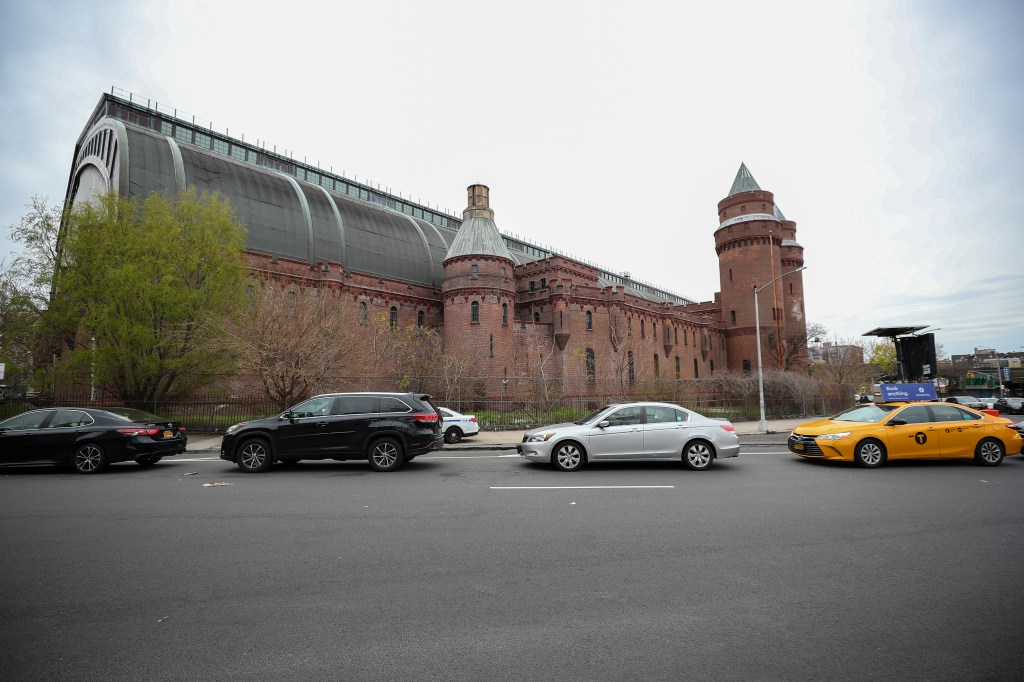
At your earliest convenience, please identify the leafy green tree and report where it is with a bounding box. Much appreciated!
[48,189,247,407]
[0,197,63,393]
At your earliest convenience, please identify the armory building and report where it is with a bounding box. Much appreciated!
[63,90,807,395]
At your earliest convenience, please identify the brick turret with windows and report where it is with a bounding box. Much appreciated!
[442,185,517,388]
[715,163,807,373]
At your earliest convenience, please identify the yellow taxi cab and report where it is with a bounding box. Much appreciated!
[788,401,1022,468]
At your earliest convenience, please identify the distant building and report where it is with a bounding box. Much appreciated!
[62,91,808,395]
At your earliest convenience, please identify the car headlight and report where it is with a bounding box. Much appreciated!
[225,422,247,435]
[526,431,557,442]
[816,432,851,441]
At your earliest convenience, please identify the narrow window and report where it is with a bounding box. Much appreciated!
[628,352,636,386]
[585,311,593,330]
[489,334,494,357]
[585,348,596,380]
[417,310,425,327]
[768,333,776,348]
[359,301,367,324]
[729,268,733,282]
[628,317,632,336]
[743,359,751,374]
[529,281,536,293]
[471,264,478,280]
[540,277,547,289]
[471,301,480,324]
[731,310,736,324]
[675,357,681,379]
[674,327,678,343]
[389,306,398,328]
[653,322,657,340]
[533,311,540,322]
[641,320,645,338]
[502,303,508,325]
[693,358,699,378]
[790,282,794,295]
[710,359,714,374]
[654,354,660,377]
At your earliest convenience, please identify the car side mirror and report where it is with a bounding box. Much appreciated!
[281,410,294,421]
[597,420,610,428]
[886,418,907,426]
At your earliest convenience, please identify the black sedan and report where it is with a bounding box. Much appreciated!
[994,397,1024,415]
[0,407,187,473]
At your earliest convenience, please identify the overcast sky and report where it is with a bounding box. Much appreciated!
[1,0,1021,358]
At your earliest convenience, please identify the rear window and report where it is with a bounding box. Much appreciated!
[337,396,378,414]
[102,407,165,423]
[379,397,412,413]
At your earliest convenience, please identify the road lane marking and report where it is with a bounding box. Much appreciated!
[490,485,675,490]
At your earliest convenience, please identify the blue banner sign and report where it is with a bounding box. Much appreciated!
[879,383,937,402]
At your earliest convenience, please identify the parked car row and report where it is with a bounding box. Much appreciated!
[2,394,1022,474]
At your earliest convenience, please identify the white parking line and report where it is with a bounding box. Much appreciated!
[490,485,675,490]
[175,457,221,462]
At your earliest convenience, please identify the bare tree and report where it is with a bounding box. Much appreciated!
[215,281,359,409]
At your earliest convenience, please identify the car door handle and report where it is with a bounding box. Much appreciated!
[316,422,329,427]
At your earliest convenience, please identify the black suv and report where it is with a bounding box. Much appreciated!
[220,392,443,472]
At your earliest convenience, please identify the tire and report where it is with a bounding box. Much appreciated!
[368,437,405,472]
[974,437,1004,466]
[237,438,273,473]
[854,439,886,468]
[135,455,163,467]
[552,442,585,472]
[682,440,714,471]
[72,443,108,474]
[444,426,463,444]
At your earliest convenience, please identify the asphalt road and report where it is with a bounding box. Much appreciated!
[2,446,1023,681]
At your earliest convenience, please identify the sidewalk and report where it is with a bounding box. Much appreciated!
[185,417,805,452]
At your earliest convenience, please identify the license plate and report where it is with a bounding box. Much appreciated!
[163,430,173,438]
[792,442,804,451]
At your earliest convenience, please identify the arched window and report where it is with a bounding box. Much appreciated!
[533,311,540,322]
[693,358,699,378]
[359,301,367,324]
[640,320,645,338]
[389,306,398,328]
[471,301,480,324]
[502,303,508,326]
[710,359,715,374]
[417,309,425,326]
[585,348,596,380]
[653,322,657,340]
[585,311,593,330]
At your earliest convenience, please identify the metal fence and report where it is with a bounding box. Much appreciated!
[0,391,848,434]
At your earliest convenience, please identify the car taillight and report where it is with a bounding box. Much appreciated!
[117,427,160,436]
[413,413,439,423]
[178,425,186,433]
[719,424,735,433]
[470,417,477,423]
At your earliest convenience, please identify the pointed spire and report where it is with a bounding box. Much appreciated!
[773,203,786,221]
[728,162,761,197]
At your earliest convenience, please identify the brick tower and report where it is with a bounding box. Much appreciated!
[715,164,807,372]
[442,185,518,387]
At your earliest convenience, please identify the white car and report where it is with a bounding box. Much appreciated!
[439,407,479,444]
[518,402,740,471]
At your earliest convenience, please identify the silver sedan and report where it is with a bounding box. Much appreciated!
[517,402,740,471]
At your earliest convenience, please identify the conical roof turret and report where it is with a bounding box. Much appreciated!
[727,162,762,197]
[444,184,514,263]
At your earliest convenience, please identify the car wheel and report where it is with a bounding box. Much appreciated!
[135,455,163,466]
[682,440,714,471]
[854,439,886,468]
[237,438,273,473]
[444,426,463,444]
[368,437,405,472]
[73,443,108,474]
[552,442,584,471]
[974,438,1004,466]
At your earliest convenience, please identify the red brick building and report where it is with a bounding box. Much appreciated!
[64,92,807,397]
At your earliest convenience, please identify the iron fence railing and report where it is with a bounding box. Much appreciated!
[1,392,849,434]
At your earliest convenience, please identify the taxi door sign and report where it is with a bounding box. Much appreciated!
[879,383,937,402]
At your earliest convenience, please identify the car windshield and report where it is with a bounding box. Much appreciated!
[576,406,616,425]
[830,404,899,423]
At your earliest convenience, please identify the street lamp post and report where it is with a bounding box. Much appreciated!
[755,266,807,432]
